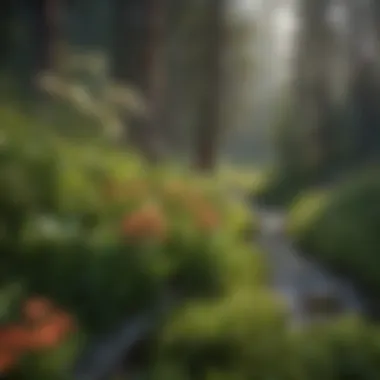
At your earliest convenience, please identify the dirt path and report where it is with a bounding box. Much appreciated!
[255,206,364,326]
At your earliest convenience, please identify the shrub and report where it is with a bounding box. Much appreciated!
[6,107,380,380]
[252,168,309,207]
[0,107,270,378]
[149,304,380,380]
[287,189,330,245]
[293,317,380,380]
[149,289,295,380]
[0,289,84,379]
[288,167,380,296]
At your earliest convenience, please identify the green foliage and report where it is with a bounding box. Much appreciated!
[38,51,147,142]
[151,290,291,379]
[14,333,85,380]
[149,309,380,380]
[288,167,380,295]
[252,167,309,207]
[0,106,268,377]
[294,317,380,380]
[287,189,330,242]
[3,107,380,380]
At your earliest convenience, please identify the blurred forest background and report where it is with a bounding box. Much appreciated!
[2,0,380,379]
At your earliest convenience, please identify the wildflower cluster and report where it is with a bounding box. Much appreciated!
[111,178,221,243]
[0,297,75,374]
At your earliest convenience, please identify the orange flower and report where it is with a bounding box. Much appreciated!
[122,203,167,240]
[196,206,220,231]
[51,311,75,335]
[0,298,75,375]
[23,297,53,324]
[126,180,147,195]
[105,180,123,200]
[105,178,148,200]
[31,323,63,349]
[0,326,33,351]
[163,181,187,198]
[0,351,19,374]
[181,190,208,210]
[30,311,74,349]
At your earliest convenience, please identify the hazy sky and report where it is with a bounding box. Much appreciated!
[231,0,297,54]
[224,0,298,157]
[225,0,298,133]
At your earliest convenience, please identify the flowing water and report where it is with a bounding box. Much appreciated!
[255,206,365,326]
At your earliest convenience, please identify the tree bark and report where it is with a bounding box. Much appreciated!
[292,0,334,178]
[112,0,168,163]
[193,0,225,172]
[143,0,169,162]
[346,0,380,163]
[0,1,12,69]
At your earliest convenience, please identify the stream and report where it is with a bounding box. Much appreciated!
[72,201,369,380]
[254,206,365,326]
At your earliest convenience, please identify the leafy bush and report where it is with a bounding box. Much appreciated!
[0,136,263,330]
[149,290,294,380]
[0,294,83,380]
[149,307,380,380]
[4,107,380,380]
[0,107,268,377]
[252,168,309,207]
[288,167,380,295]
[293,317,380,380]
[287,189,331,246]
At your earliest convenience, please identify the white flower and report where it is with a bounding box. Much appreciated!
[68,85,96,114]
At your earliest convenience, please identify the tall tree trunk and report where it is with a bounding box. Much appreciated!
[112,0,149,87]
[7,0,60,104]
[34,0,64,119]
[143,0,168,162]
[370,0,380,73]
[0,0,12,70]
[193,0,225,171]
[292,0,333,178]
[112,0,168,163]
[8,0,43,97]
[41,0,62,72]
[347,0,380,163]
